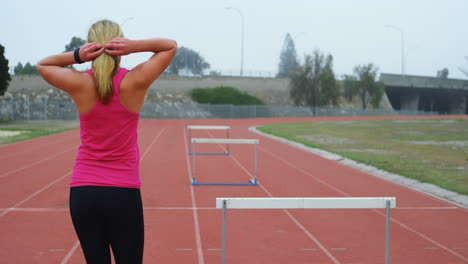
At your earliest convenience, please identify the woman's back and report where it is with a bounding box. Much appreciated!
[72,68,141,188]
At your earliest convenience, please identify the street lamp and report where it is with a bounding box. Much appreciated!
[121,17,135,27]
[225,7,244,76]
[385,25,405,77]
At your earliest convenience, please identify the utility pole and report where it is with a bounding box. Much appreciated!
[226,7,244,76]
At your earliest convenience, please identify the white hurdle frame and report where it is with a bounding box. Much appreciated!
[216,197,396,264]
[187,126,230,155]
[191,138,259,185]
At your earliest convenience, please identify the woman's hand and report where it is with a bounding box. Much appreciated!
[104,38,134,56]
[78,42,104,63]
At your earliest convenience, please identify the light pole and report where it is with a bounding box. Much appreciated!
[225,7,244,76]
[385,25,405,77]
[121,17,135,27]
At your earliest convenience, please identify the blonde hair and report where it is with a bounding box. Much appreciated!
[87,20,123,104]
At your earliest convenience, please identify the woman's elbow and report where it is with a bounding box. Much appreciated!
[36,63,46,78]
[171,40,178,50]
[36,59,53,79]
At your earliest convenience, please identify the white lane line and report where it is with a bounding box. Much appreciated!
[0,171,72,217]
[0,207,217,212]
[145,207,214,210]
[183,129,205,264]
[259,145,349,196]
[0,137,75,160]
[0,129,77,149]
[207,132,340,264]
[0,208,69,212]
[395,207,458,210]
[1,126,146,177]
[282,209,340,264]
[252,127,468,213]
[0,146,77,179]
[259,144,468,263]
[140,128,165,161]
[3,206,458,212]
[61,240,80,264]
[374,209,468,262]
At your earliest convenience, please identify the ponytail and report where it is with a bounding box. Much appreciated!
[87,19,123,104]
[92,53,118,104]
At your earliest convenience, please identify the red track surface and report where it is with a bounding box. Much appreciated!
[1,116,468,264]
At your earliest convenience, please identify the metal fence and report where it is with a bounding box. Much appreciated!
[0,97,79,121]
[0,97,439,121]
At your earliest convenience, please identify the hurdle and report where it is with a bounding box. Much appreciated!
[191,138,259,186]
[187,126,230,155]
[216,197,396,264]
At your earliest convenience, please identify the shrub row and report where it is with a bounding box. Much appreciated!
[190,86,264,105]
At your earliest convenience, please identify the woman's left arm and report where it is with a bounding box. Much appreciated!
[37,42,104,94]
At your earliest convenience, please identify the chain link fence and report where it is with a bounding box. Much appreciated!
[0,97,438,121]
[0,97,79,121]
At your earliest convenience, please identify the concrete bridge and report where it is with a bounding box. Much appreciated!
[381,73,468,114]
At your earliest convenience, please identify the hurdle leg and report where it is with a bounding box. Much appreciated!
[385,200,390,264]
[222,200,227,264]
[226,129,230,154]
[192,142,196,184]
[189,128,192,154]
[254,143,257,184]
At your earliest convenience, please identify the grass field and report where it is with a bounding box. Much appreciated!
[258,119,468,196]
[0,120,79,145]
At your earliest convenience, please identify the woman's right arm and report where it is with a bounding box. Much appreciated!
[105,38,177,90]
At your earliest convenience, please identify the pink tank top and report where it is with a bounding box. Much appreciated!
[71,68,141,189]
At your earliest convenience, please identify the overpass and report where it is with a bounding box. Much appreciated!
[381,73,468,114]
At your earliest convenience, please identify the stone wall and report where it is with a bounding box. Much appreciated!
[3,74,393,109]
[5,75,293,105]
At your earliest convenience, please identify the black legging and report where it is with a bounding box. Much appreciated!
[69,186,144,264]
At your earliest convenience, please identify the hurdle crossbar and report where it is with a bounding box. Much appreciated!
[188,125,230,155]
[191,138,259,186]
[216,197,396,264]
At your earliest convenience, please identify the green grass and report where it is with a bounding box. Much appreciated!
[0,120,79,145]
[258,119,468,196]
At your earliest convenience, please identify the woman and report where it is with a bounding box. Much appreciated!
[37,19,177,263]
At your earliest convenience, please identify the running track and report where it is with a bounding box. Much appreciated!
[1,116,467,264]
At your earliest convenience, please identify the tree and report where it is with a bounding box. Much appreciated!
[23,62,38,74]
[0,44,11,96]
[289,49,339,107]
[437,68,449,79]
[276,33,297,78]
[64,36,86,52]
[320,67,339,106]
[343,63,385,110]
[168,46,210,75]
[342,74,359,101]
[14,62,23,75]
[13,62,39,75]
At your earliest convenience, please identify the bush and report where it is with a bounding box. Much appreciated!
[190,86,264,105]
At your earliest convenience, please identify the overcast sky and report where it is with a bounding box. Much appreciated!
[2,0,468,79]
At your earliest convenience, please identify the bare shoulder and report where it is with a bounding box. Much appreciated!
[38,66,94,96]
[122,48,177,91]
[119,71,147,113]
